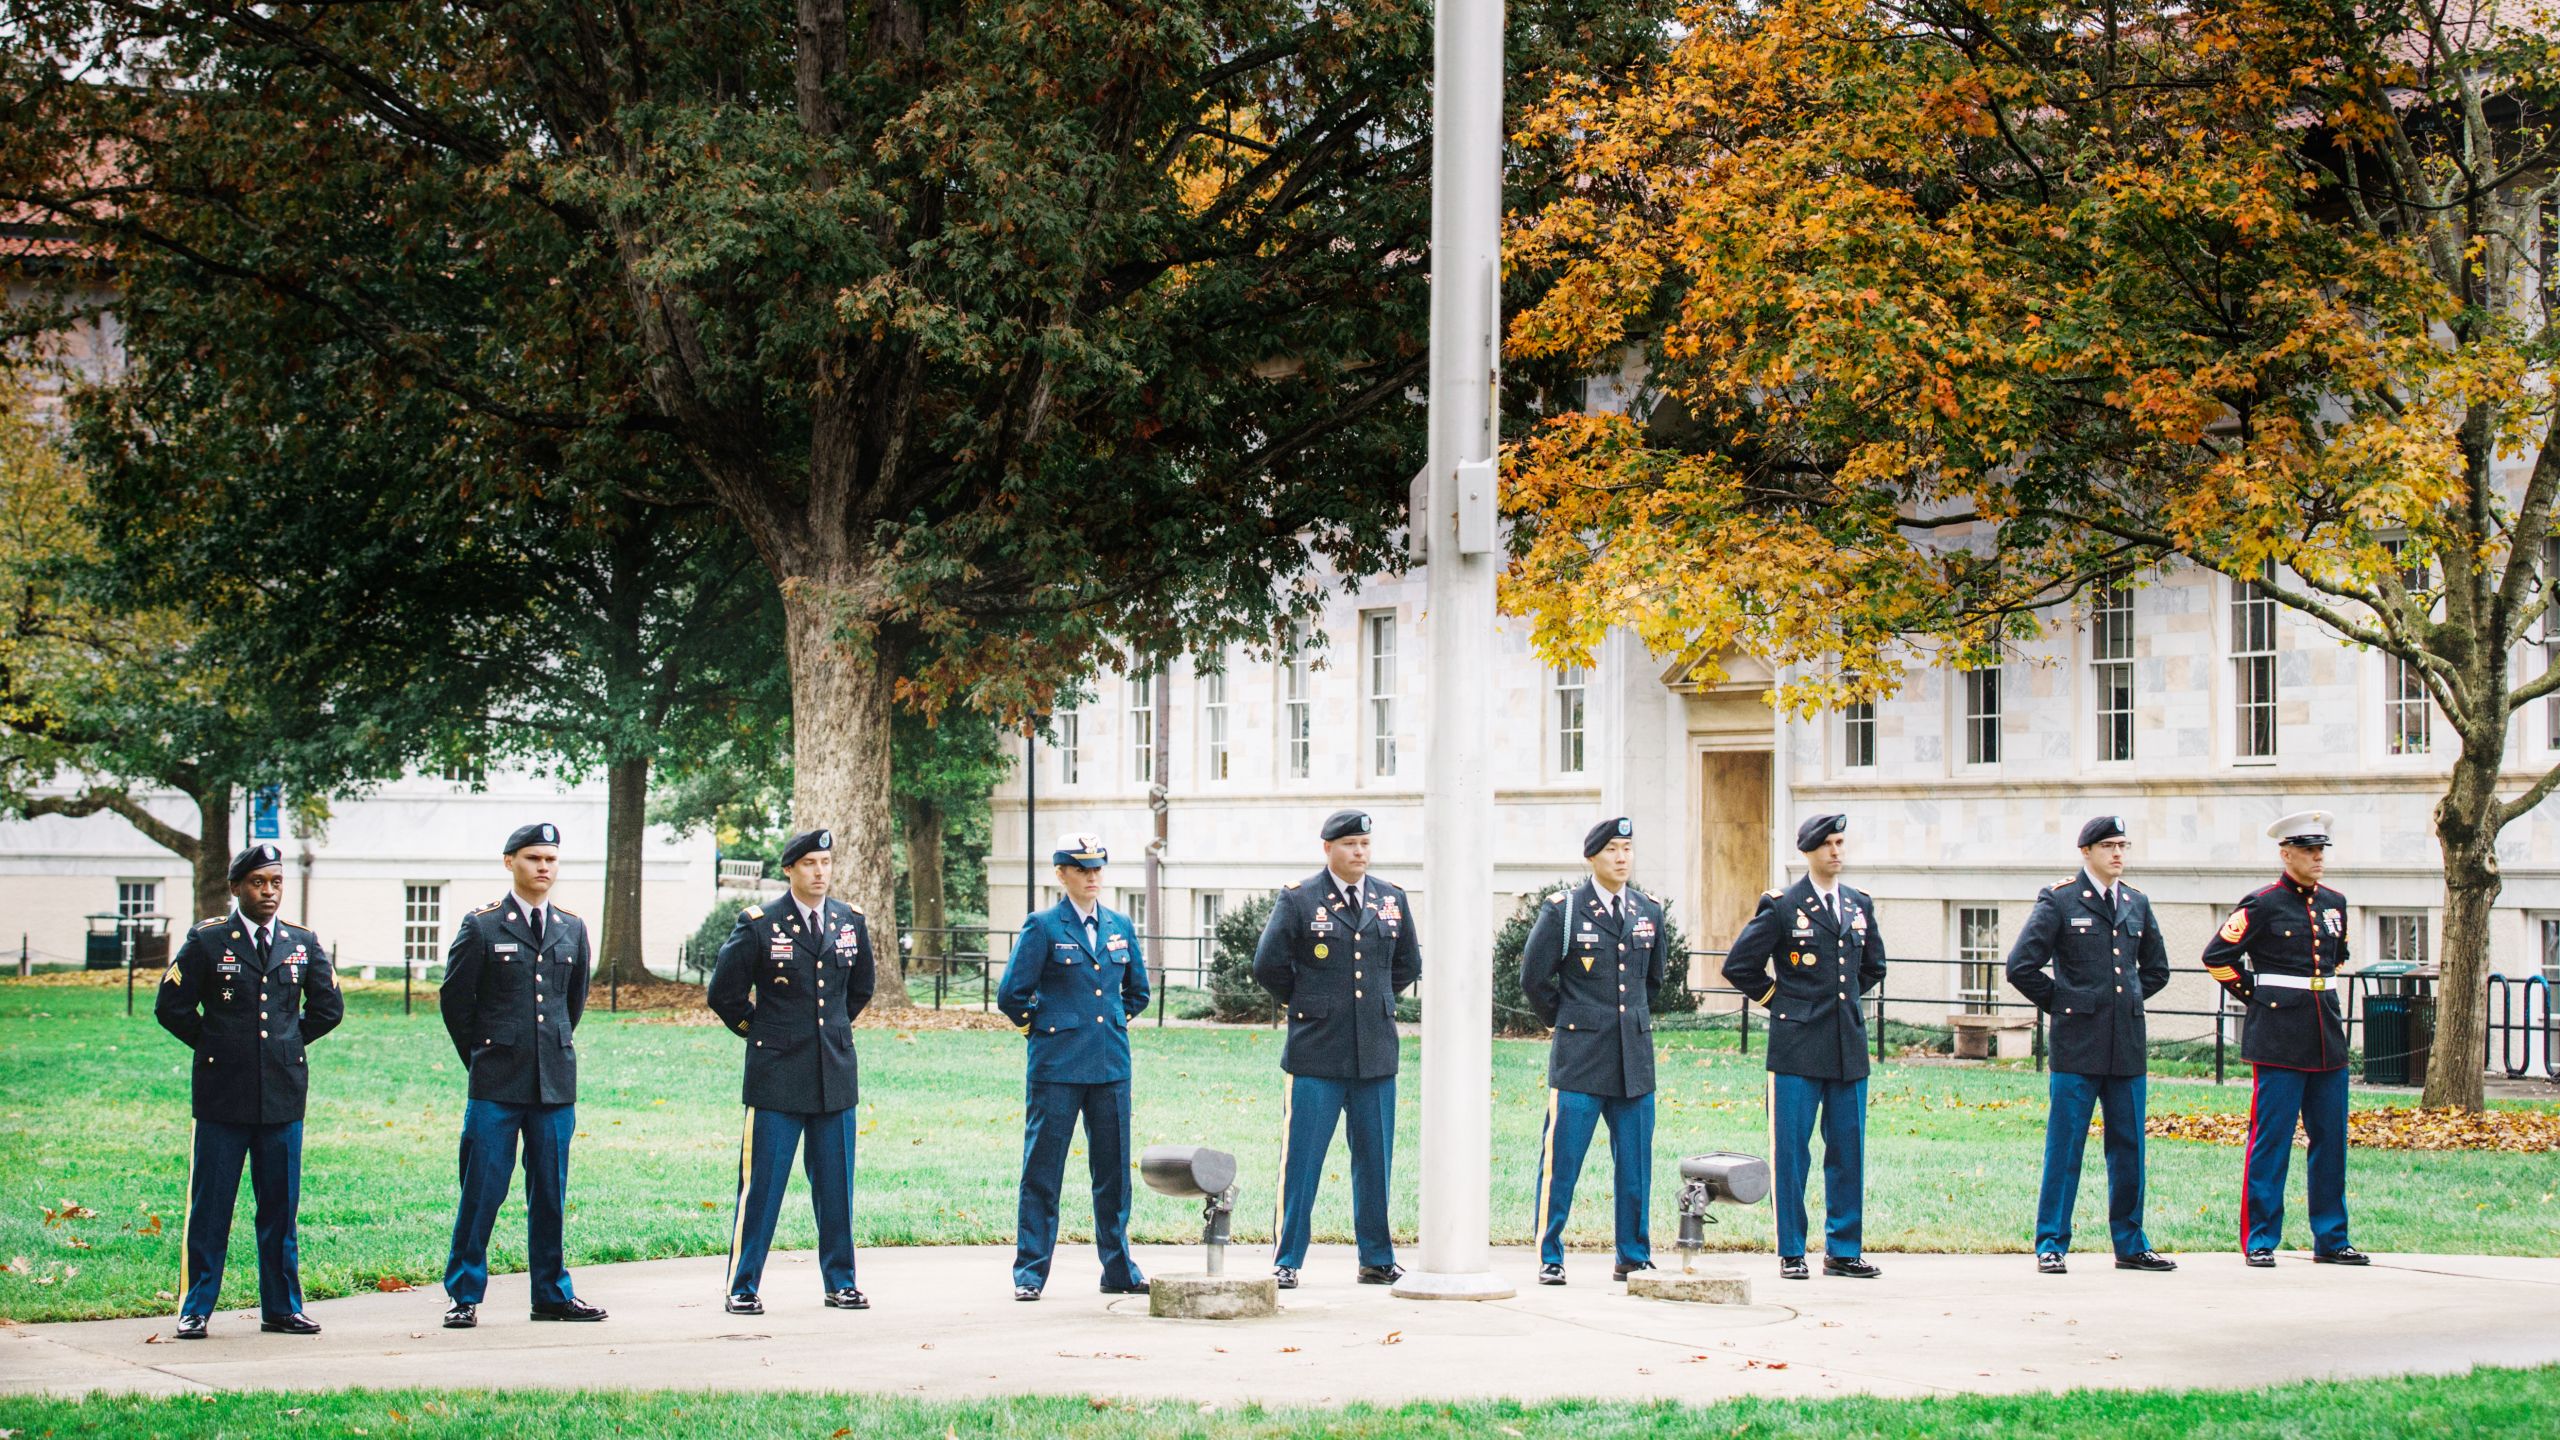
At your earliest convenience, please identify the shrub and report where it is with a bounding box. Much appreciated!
[683,898,756,983]
[1495,877,1700,1036]
[1207,891,1281,1023]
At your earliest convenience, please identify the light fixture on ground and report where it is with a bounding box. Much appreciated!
[1627,1152,1771,1306]
[1138,1144,1274,1319]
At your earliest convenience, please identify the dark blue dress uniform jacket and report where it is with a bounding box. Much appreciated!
[1720,877,1888,1082]
[438,897,591,1105]
[1253,871,1422,1080]
[2004,878,2171,1077]
[997,901,1151,1084]
[155,912,344,1125]
[2199,878,2353,1071]
[709,894,877,1113]
[1520,879,1667,1098]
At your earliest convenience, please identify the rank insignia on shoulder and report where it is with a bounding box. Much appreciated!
[2218,909,2250,943]
[743,906,762,919]
[197,917,226,930]
[1284,880,1301,889]
[1765,889,1784,899]
[1549,892,1569,904]
[474,900,501,915]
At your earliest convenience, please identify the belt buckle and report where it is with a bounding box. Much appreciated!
[2308,975,2327,992]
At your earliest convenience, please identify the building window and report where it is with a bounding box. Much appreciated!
[2540,919,2560,986]
[403,884,444,965]
[2093,580,2135,762]
[2232,568,2279,760]
[438,756,486,786]
[2384,654,2432,755]
[1842,701,1876,769]
[1201,666,1230,781]
[1962,666,2001,766]
[1363,609,1399,778]
[1055,707,1082,785]
[1280,636,1313,781]
[116,879,159,922]
[1198,891,1224,937]
[1129,674,1156,784]
[1554,665,1587,774]
[1119,888,1150,934]
[2375,912,2427,967]
[1956,906,2002,1016]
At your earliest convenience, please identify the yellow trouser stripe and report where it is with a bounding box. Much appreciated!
[179,1120,198,1306]
[727,1106,756,1289]
[1271,1076,1293,1243]
[1764,1071,1778,1255]
[1532,1086,1562,1244]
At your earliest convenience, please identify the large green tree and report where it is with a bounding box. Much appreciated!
[2,0,1674,942]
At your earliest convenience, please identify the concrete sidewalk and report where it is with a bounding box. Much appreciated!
[5,1246,2555,1404]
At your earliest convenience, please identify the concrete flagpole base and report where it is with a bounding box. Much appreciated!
[1147,1274,1279,1320]
[1628,1269,1753,1305]
[1391,1270,1520,1301]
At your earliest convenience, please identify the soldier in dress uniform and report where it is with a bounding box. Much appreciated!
[1720,814,1887,1280]
[2199,810,2368,1269]
[1520,816,1668,1286]
[1253,808,1422,1289]
[154,843,343,1338]
[435,821,608,1329]
[708,827,879,1313]
[2003,815,2177,1275]
[995,833,1152,1302]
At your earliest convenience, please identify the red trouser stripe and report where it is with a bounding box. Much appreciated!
[2238,1066,2261,1250]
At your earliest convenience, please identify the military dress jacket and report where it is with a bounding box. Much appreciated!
[1253,870,1422,1080]
[709,893,877,1113]
[997,900,1151,1085]
[1520,879,1668,1098]
[2003,876,2171,1077]
[2199,878,2353,1072]
[1720,877,1888,1082]
[438,895,591,1106]
[155,910,344,1125]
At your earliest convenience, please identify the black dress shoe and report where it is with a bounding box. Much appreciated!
[1823,1257,1882,1279]
[2116,1251,2177,1272]
[174,1314,208,1340]
[531,1297,607,1322]
[1272,1266,1299,1290]
[1014,1285,1042,1302]
[824,1288,869,1309]
[1536,1263,1566,1286]
[260,1312,323,1335]
[1356,1263,1405,1285]
[2037,1252,2068,1275]
[725,1293,764,1315]
[1778,1255,1810,1280]
[2244,1250,2275,1268]
[1100,1278,1150,1296]
[443,1301,477,1329]
[2314,1246,2370,1266]
[1612,1260,1656,1282]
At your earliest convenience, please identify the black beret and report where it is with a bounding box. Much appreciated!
[1320,809,1373,842]
[1051,834,1108,869]
[1794,814,1848,853]
[2076,814,2127,848]
[503,821,561,855]
[1584,816,1634,858]
[228,843,285,884]
[780,828,834,867]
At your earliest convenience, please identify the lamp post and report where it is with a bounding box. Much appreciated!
[1394,0,1511,1301]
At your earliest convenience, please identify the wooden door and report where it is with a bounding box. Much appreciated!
[1698,750,1774,959]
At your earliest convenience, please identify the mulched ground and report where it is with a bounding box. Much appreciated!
[2149,1106,2560,1153]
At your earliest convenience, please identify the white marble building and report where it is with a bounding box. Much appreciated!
[988,556,2560,1057]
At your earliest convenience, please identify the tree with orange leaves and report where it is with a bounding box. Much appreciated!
[1504,0,2559,1110]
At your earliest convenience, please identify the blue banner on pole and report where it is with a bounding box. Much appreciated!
[251,785,282,840]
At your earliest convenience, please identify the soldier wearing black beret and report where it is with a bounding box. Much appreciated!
[709,827,879,1313]
[1720,814,1887,1280]
[1253,809,1421,1289]
[435,822,607,1328]
[2004,815,2175,1276]
[1520,816,1668,1286]
[155,843,343,1338]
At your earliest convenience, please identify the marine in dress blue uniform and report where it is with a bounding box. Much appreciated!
[1720,814,1887,1280]
[436,822,607,1328]
[1520,817,1666,1286]
[2003,815,2177,1275]
[2198,810,2368,1268]
[995,834,1152,1300]
[707,827,880,1312]
[154,844,343,1338]
[1253,809,1422,1288]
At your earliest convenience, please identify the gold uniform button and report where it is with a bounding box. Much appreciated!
[1618,1004,1627,1012]
[1094,989,1103,997]
[1354,971,1363,980]
[260,1030,269,1038]
[1356,990,1365,999]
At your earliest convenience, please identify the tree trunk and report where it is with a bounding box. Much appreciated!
[191,782,232,922]
[782,585,918,1011]
[599,753,651,986]
[2424,740,2504,1112]
[899,795,950,973]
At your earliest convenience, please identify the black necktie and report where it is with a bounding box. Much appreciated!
[529,906,546,947]
[1825,893,1838,926]
[255,925,272,964]
[1342,885,1361,926]
[1083,914,1099,948]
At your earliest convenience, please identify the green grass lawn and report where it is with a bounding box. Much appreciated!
[2,1367,2553,1438]
[2,979,2551,1323]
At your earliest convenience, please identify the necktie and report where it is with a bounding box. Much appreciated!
[254,925,272,964]
[806,907,821,938]
[1609,893,1622,927]
[1343,884,1362,926]
[530,906,546,947]
[1084,914,1099,949]
[1825,893,1838,926]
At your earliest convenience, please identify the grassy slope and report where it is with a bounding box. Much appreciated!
[2,981,2550,1322]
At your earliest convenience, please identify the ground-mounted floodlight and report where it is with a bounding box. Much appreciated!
[1137,1144,1272,1320]
[1626,1151,1771,1307]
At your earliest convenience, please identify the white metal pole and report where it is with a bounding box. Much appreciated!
[1394,0,1512,1301]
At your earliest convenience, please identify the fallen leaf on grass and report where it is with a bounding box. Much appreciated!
[41,1200,99,1225]
[374,1276,415,1293]
[832,1429,852,1437]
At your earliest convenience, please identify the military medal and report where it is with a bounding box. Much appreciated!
[1313,944,1329,959]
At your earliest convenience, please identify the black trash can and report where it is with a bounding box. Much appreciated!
[2363,990,2410,1085]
